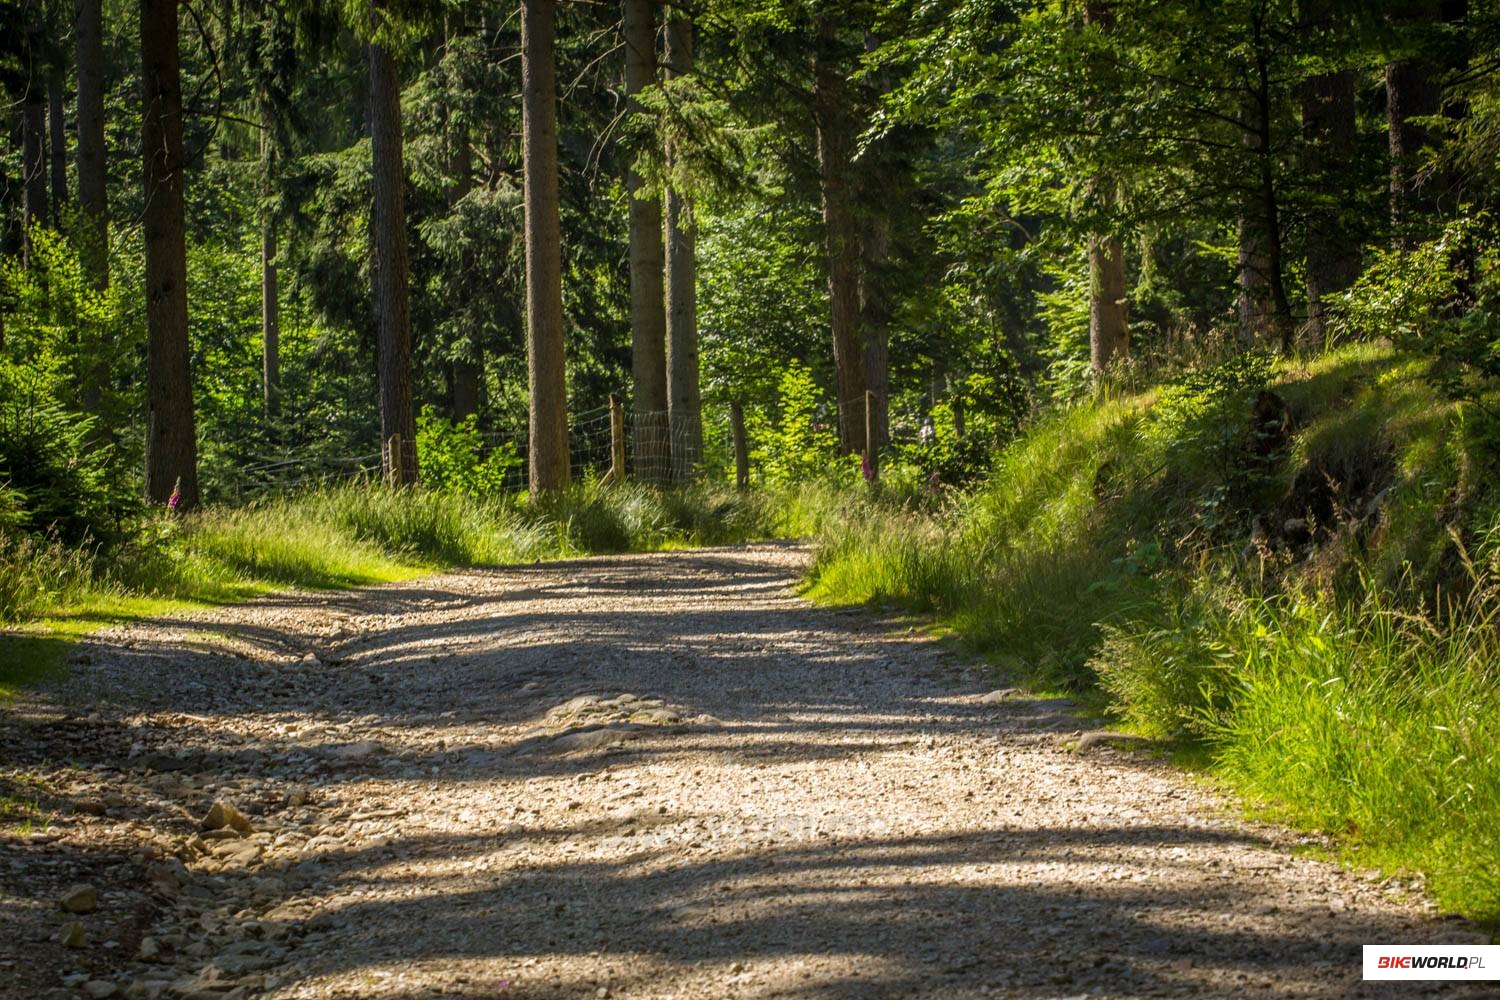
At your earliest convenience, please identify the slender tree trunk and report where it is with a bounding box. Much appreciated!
[141,0,199,507]
[1386,0,1444,242]
[448,138,484,424]
[1301,64,1357,341]
[369,38,418,485]
[48,67,67,224]
[436,15,483,422]
[623,0,669,483]
[521,0,569,494]
[664,9,701,482]
[259,125,280,417]
[1240,34,1294,351]
[76,0,110,421]
[21,0,48,264]
[1089,228,1129,370]
[813,19,866,455]
[860,217,890,450]
[1083,2,1129,375]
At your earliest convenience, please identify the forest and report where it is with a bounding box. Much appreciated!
[2,0,1499,993]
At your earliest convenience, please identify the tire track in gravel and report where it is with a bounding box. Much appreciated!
[2,543,1490,999]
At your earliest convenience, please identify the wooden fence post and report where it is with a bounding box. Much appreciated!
[730,399,749,491]
[864,390,879,484]
[606,394,626,485]
[385,434,403,487]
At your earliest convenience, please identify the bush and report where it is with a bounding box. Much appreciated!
[749,362,841,488]
[0,361,123,545]
[416,407,521,495]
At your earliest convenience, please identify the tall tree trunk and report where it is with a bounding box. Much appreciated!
[521,0,569,494]
[664,9,701,482]
[141,0,199,507]
[438,14,483,422]
[48,67,67,224]
[860,217,890,450]
[1089,228,1129,370]
[21,0,48,265]
[369,38,418,485]
[813,19,865,455]
[1301,62,1357,341]
[1386,0,1444,242]
[1084,1,1129,375]
[623,0,669,483]
[259,125,280,417]
[76,0,110,421]
[1240,32,1294,351]
[448,141,483,420]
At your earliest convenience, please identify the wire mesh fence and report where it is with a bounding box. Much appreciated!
[222,399,717,500]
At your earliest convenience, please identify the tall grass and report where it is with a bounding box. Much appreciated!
[0,479,797,630]
[1094,586,1500,922]
[807,344,1500,921]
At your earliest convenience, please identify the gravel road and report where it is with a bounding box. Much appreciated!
[1,543,1490,999]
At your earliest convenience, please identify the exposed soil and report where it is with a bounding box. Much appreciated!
[1,544,1489,999]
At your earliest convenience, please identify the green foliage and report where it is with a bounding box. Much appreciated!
[0,530,100,623]
[416,407,520,495]
[1337,218,1477,345]
[1346,216,1500,408]
[749,362,841,488]
[809,343,1500,919]
[0,361,118,544]
[1146,351,1278,538]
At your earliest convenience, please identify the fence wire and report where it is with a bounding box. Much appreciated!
[224,401,716,499]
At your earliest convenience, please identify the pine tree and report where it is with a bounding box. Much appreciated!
[624,0,669,483]
[141,0,199,507]
[522,0,569,494]
[664,6,702,481]
[369,31,418,485]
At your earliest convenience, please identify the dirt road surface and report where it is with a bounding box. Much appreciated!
[1,545,1489,999]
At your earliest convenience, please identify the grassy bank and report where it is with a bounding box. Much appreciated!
[807,343,1500,924]
[0,480,796,696]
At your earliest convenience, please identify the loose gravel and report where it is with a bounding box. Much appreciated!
[1,543,1490,999]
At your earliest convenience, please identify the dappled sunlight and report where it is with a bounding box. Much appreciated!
[3,547,1486,998]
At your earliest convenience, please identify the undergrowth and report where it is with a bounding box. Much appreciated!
[807,342,1500,923]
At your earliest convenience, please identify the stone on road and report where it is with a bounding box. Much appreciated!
[0,545,1487,999]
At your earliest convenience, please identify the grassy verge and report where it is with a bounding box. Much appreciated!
[807,343,1500,924]
[1,479,804,697]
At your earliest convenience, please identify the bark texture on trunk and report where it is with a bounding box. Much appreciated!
[369,39,418,485]
[48,67,68,224]
[1083,2,1129,375]
[21,0,47,264]
[814,19,866,455]
[76,0,110,421]
[623,0,669,483]
[860,217,890,450]
[259,126,280,416]
[1239,38,1294,351]
[76,0,108,285]
[141,0,199,507]
[1089,228,1129,370]
[521,0,569,494]
[1302,62,1358,341]
[664,9,702,482]
[1386,0,1444,238]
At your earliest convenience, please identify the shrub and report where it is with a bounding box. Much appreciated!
[416,407,521,495]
